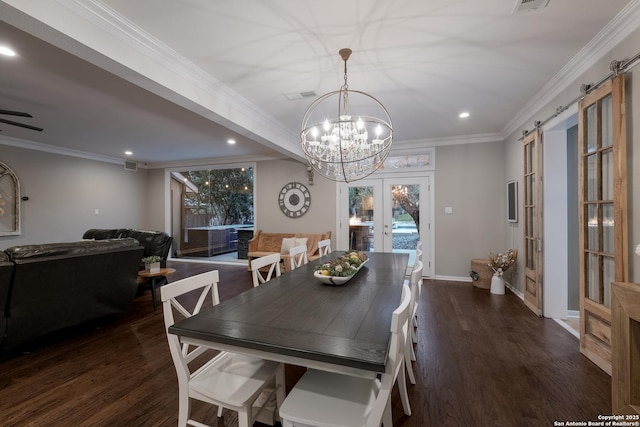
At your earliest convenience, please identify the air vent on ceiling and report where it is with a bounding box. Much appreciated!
[284,91,317,101]
[124,160,138,171]
[512,0,549,14]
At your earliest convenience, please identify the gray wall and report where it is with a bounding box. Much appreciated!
[434,140,507,278]
[0,143,148,250]
[254,159,337,239]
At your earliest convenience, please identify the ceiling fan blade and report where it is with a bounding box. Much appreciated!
[0,109,33,118]
[0,117,43,132]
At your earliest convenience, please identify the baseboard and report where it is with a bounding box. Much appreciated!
[505,280,524,300]
[567,310,579,319]
[433,275,472,282]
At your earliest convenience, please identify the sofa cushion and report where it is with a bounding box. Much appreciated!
[280,237,308,255]
[6,238,140,261]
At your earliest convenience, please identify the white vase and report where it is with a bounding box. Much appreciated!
[490,273,505,295]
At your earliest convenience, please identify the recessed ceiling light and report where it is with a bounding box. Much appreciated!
[459,112,470,119]
[227,139,236,145]
[124,150,133,156]
[0,46,16,57]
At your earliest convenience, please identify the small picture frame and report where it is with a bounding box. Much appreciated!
[507,180,518,223]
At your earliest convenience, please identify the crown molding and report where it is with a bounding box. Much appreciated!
[395,132,504,151]
[501,0,640,139]
[147,154,287,170]
[0,135,127,165]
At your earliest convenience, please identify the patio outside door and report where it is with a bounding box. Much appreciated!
[340,176,431,276]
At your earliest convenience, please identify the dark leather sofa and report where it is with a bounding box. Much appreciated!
[83,228,173,267]
[1,238,144,351]
[0,251,13,347]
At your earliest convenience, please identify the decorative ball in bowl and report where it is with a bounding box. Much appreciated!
[314,251,368,286]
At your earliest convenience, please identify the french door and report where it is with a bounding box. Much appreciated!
[339,175,432,276]
[578,74,627,375]
[522,129,543,316]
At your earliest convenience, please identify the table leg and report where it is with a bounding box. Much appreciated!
[150,276,167,311]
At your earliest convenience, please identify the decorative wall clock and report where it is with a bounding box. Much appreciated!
[278,182,311,218]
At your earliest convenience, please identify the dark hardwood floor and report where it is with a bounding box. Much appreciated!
[0,260,611,426]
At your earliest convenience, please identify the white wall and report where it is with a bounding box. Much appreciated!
[0,143,148,249]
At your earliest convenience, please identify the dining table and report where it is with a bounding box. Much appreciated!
[168,251,409,378]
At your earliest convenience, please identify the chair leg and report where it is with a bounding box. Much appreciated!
[237,408,250,427]
[397,360,412,416]
[382,396,393,426]
[177,387,190,427]
[405,342,416,385]
[217,406,223,417]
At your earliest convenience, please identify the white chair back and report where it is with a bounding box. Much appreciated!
[161,271,220,386]
[368,283,412,425]
[251,253,281,287]
[289,244,308,271]
[405,260,423,384]
[161,270,286,427]
[317,239,332,256]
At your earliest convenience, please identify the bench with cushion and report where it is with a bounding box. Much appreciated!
[247,230,331,272]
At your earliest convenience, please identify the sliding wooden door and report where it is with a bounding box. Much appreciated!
[577,74,627,375]
[523,129,543,316]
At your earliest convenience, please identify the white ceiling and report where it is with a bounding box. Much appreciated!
[0,0,636,167]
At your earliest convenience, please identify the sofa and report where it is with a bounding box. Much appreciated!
[0,251,13,347]
[1,238,144,352]
[247,230,331,272]
[83,228,173,267]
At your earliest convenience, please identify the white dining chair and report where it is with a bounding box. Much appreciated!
[279,283,412,427]
[406,260,423,385]
[318,239,332,256]
[414,241,423,329]
[289,244,308,271]
[161,270,285,427]
[251,252,282,287]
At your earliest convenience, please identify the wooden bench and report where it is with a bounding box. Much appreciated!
[247,230,332,272]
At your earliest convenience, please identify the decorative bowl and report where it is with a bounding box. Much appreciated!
[314,258,368,286]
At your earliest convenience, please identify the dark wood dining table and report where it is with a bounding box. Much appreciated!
[168,251,409,377]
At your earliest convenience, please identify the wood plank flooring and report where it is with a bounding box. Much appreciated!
[0,261,611,426]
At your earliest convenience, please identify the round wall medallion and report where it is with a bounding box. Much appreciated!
[278,182,311,218]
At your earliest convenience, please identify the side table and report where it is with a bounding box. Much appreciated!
[137,267,176,311]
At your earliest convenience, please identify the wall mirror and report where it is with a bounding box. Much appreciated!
[0,161,21,236]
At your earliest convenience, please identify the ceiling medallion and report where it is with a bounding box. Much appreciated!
[301,48,393,183]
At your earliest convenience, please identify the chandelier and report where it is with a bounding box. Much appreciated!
[301,48,393,182]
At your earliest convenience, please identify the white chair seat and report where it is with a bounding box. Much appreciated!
[279,284,412,427]
[190,352,281,408]
[161,270,285,427]
[279,369,379,427]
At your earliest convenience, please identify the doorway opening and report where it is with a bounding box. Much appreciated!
[542,106,579,336]
[169,165,254,265]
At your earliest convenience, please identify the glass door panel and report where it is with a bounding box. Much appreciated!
[341,176,431,276]
[578,75,626,375]
[347,185,376,252]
